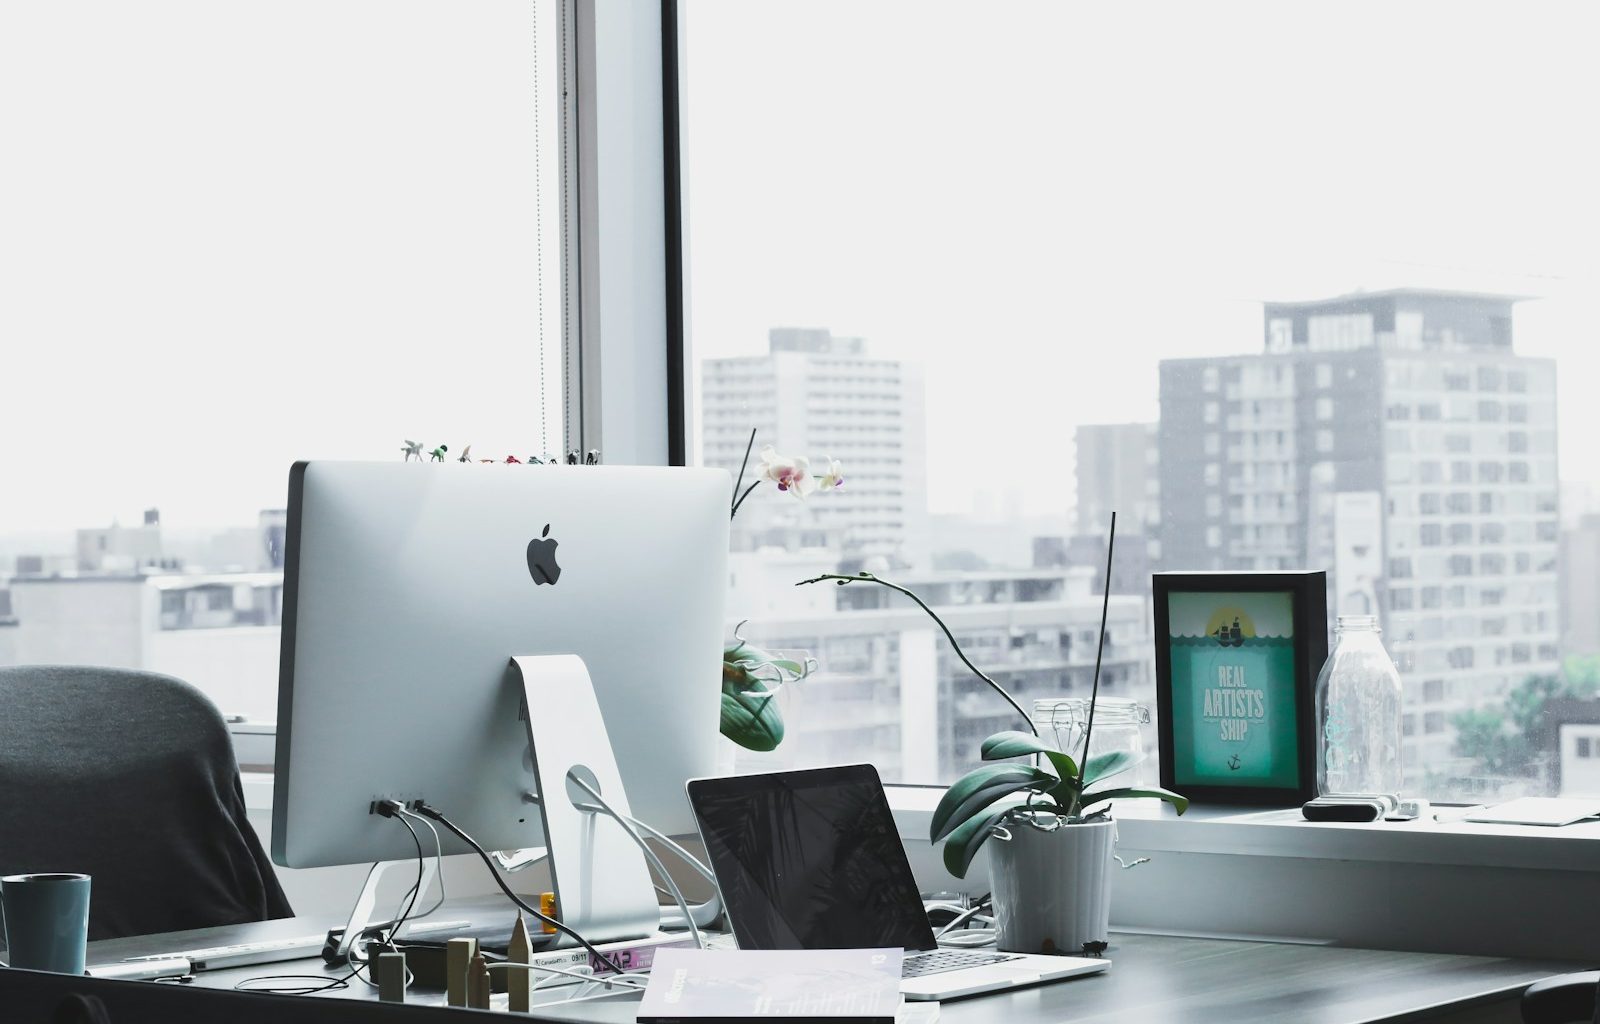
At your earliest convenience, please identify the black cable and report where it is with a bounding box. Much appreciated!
[387,812,427,944]
[234,813,427,996]
[413,803,627,976]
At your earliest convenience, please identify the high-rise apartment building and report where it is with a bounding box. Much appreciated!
[1075,423,1159,539]
[1159,290,1561,782]
[702,328,929,569]
[1562,514,1600,658]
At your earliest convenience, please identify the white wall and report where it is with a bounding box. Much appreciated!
[1559,723,1600,797]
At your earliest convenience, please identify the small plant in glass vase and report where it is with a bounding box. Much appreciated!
[719,429,842,752]
[800,513,1186,956]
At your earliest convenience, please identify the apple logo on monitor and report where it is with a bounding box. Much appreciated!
[526,524,561,585]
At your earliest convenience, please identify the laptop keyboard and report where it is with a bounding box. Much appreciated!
[902,949,1018,978]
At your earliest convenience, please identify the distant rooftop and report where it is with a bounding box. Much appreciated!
[769,327,867,356]
[1261,288,1523,353]
[1263,287,1531,308]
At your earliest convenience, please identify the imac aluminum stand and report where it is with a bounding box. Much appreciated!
[509,654,659,944]
[325,856,441,964]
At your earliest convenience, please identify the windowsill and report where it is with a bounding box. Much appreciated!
[887,783,1600,958]
[884,785,1600,875]
[244,767,1600,877]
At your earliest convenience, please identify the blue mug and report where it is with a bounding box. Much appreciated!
[1,873,92,974]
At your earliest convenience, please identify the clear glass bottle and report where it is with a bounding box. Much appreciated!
[1314,615,1404,798]
[1032,697,1151,787]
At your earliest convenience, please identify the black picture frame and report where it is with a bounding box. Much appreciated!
[1153,571,1328,806]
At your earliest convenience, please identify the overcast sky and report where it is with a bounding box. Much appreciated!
[1,1,1595,537]
[682,0,1600,518]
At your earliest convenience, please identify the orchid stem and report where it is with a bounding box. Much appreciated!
[796,572,1037,736]
[729,428,758,518]
[1072,511,1117,819]
[729,480,761,519]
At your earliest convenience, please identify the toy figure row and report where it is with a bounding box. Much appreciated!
[401,441,600,465]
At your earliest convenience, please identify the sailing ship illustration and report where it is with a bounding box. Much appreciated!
[1212,616,1245,647]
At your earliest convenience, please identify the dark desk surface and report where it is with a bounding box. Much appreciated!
[85,901,1579,1024]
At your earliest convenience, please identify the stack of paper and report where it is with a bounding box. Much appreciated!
[637,948,904,1024]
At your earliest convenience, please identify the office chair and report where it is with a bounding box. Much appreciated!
[0,666,291,943]
[1521,972,1600,1024]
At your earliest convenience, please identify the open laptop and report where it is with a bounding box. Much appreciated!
[686,764,1110,1001]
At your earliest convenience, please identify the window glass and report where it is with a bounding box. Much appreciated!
[683,1,1600,800]
[0,2,568,721]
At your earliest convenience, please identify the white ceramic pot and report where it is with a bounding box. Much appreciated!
[986,816,1115,956]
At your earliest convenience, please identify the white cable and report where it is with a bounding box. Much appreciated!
[939,929,998,948]
[636,833,703,949]
[398,808,447,924]
[619,812,717,883]
[935,901,991,938]
[614,806,722,928]
[571,777,703,949]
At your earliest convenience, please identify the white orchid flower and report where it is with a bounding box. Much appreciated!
[818,457,844,491]
[758,445,817,498]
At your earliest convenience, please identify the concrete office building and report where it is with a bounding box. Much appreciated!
[1159,290,1561,786]
[76,508,175,573]
[1075,423,1160,542]
[728,554,1151,782]
[1544,699,1600,798]
[3,572,284,722]
[1561,514,1600,658]
[702,328,930,569]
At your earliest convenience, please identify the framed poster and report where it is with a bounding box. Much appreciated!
[1153,571,1328,805]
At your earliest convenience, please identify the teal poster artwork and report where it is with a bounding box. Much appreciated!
[1167,591,1299,789]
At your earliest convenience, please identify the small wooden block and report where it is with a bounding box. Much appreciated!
[446,936,479,1008]
[376,950,407,1003]
[467,952,491,1010]
[507,914,533,1013]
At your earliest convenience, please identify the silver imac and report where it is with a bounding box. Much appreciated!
[272,461,729,870]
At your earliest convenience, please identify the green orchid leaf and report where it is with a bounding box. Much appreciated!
[930,763,1057,843]
[769,660,807,676]
[980,730,1055,760]
[1082,749,1143,786]
[1079,785,1189,815]
[1044,776,1084,808]
[718,690,784,752]
[942,804,1019,880]
[980,730,1079,782]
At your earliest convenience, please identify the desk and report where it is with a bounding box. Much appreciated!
[82,899,1577,1024]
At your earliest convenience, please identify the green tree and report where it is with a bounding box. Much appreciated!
[1451,707,1530,776]
[1451,659,1600,779]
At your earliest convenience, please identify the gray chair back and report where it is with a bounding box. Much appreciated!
[0,666,291,942]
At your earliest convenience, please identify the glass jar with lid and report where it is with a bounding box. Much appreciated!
[1032,697,1151,788]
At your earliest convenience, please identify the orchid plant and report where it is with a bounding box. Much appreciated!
[720,429,841,750]
[797,514,1187,878]
[729,428,843,518]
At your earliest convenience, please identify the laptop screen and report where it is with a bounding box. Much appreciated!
[687,765,937,952]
